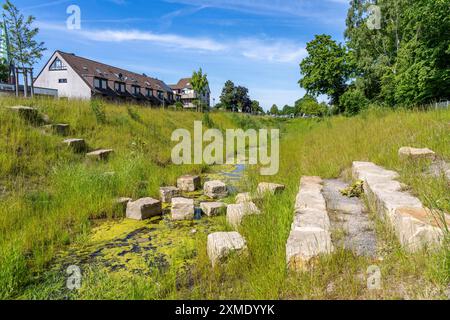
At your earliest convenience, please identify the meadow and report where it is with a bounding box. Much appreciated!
[0,97,448,300]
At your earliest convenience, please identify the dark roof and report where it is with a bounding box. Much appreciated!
[57,51,173,93]
[170,78,193,90]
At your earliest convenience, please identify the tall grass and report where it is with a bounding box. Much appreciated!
[0,97,448,299]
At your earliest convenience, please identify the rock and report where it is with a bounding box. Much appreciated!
[204,180,228,199]
[177,175,201,192]
[399,147,436,161]
[52,123,70,136]
[200,202,227,217]
[226,202,260,229]
[257,182,285,195]
[126,197,162,220]
[429,161,450,182]
[171,197,195,220]
[286,176,333,271]
[9,106,40,123]
[86,149,114,161]
[235,193,252,204]
[323,179,377,257]
[207,232,247,266]
[63,138,87,153]
[159,186,181,203]
[352,161,447,251]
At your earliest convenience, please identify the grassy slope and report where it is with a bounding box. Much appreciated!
[0,98,449,299]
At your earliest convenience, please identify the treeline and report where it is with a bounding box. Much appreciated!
[299,0,450,115]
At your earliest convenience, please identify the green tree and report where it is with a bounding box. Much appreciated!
[299,34,351,109]
[269,104,279,115]
[2,0,46,69]
[339,87,369,116]
[191,68,209,112]
[251,100,263,114]
[295,94,327,117]
[219,80,236,111]
[0,62,8,82]
[235,86,252,113]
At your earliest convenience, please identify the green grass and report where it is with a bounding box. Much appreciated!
[0,97,449,300]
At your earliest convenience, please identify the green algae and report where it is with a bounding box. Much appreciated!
[20,164,246,299]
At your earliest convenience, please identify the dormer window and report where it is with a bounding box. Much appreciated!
[94,77,108,90]
[146,88,153,97]
[132,85,141,95]
[114,82,126,93]
[49,57,66,71]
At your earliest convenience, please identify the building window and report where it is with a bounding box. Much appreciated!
[146,88,153,97]
[132,85,141,95]
[49,58,67,71]
[94,77,108,90]
[114,82,125,93]
[58,79,68,83]
[158,91,164,99]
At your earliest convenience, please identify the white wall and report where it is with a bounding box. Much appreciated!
[34,52,92,100]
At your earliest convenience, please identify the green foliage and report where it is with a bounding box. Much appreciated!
[174,101,184,110]
[2,0,46,67]
[345,0,450,107]
[0,62,9,82]
[339,87,369,116]
[340,180,364,198]
[219,80,252,113]
[191,68,209,112]
[251,100,263,115]
[269,104,279,115]
[299,34,351,106]
[91,100,107,124]
[295,94,328,117]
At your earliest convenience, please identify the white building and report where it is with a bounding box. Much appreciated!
[170,78,210,109]
[34,50,175,105]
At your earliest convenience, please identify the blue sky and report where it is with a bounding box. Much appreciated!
[13,0,349,110]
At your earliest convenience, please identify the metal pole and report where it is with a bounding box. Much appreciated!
[14,67,19,97]
[30,68,34,98]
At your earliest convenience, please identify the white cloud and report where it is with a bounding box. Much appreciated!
[238,39,307,63]
[37,22,306,64]
[80,29,227,52]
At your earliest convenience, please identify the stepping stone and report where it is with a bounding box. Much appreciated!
[429,160,450,182]
[63,138,86,153]
[323,179,377,257]
[226,202,260,229]
[126,197,162,220]
[87,149,114,161]
[286,176,333,271]
[352,161,447,251]
[204,180,228,199]
[52,124,70,136]
[160,186,181,203]
[235,193,252,204]
[171,197,195,220]
[177,175,201,192]
[399,147,436,161]
[9,106,39,120]
[257,182,285,195]
[200,202,227,217]
[207,232,247,266]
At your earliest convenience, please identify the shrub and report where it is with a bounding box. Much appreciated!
[339,88,369,116]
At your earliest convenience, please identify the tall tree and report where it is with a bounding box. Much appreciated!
[251,100,263,114]
[2,0,46,69]
[269,104,279,115]
[191,68,209,112]
[235,85,251,113]
[220,80,236,111]
[299,34,351,109]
